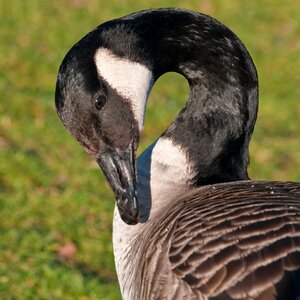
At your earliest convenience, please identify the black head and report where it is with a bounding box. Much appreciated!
[55,27,153,225]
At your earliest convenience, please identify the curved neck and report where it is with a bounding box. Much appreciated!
[102,9,258,185]
[150,12,258,184]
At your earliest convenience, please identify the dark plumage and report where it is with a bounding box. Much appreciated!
[55,8,300,299]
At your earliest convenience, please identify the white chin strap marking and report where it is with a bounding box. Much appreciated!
[94,48,154,131]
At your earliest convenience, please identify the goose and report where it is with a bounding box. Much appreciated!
[55,8,300,300]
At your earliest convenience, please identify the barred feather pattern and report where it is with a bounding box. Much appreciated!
[129,181,300,300]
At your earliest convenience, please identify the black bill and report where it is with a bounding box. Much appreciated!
[96,141,139,225]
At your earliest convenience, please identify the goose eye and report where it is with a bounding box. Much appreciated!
[95,94,106,111]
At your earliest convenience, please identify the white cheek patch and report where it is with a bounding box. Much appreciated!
[94,48,154,131]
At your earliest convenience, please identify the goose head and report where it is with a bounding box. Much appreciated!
[55,33,155,225]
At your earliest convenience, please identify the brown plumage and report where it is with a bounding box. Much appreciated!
[130,181,300,300]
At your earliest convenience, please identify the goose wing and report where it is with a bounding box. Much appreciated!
[134,181,300,300]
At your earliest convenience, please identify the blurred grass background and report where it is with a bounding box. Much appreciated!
[0,0,299,299]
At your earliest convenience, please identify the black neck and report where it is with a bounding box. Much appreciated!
[100,8,259,185]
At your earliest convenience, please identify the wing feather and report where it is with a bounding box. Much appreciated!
[132,181,300,299]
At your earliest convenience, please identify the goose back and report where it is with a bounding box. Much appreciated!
[128,181,300,300]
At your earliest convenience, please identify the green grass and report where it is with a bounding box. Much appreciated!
[0,0,299,299]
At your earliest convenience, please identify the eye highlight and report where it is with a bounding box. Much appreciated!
[95,94,107,111]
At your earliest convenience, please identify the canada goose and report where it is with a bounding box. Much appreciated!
[55,8,300,300]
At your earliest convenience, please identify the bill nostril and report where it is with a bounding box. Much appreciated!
[116,166,122,181]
